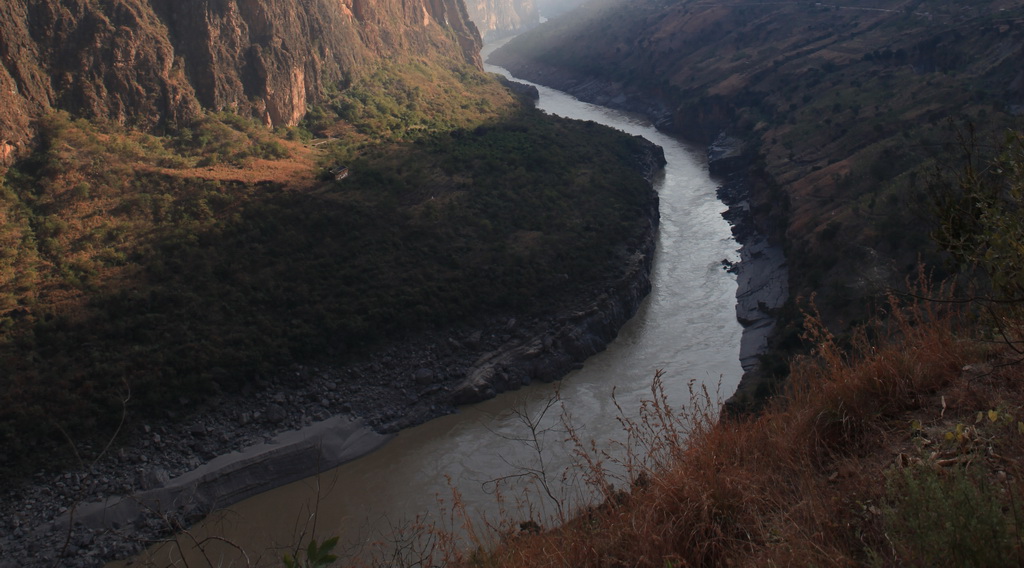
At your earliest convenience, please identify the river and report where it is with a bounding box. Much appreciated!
[121,46,743,567]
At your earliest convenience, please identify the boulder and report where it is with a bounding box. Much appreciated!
[413,368,436,385]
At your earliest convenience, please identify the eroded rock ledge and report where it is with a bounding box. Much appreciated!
[711,140,789,413]
[0,144,663,568]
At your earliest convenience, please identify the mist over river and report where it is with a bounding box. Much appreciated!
[122,43,743,566]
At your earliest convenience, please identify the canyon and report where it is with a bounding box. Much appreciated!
[465,0,538,41]
[489,0,1024,402]
[6,0,1023,564]
[0,1,676,565]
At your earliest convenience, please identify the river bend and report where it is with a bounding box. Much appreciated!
[122,48,744,567]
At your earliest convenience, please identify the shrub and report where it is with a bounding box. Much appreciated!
[878,464,1022,567]
[932,129,1024,303]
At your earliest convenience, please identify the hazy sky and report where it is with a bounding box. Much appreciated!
[537,0,589,18]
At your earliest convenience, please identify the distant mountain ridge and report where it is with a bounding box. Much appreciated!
[465,0,539,41]
[0,0,483,164]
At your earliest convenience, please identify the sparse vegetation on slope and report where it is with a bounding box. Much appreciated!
[312,279,1023,567]
[491,0,1024,391]
[457,295,1024,567]
[0,58,659,480]
[328,130,1024,568]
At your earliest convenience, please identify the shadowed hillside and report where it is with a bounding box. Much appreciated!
[324,133,1024,568]
[491,0,1024,400]
[0,1,662,485]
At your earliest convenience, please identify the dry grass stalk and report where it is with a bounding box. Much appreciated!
[323,283,1024,568]
[440,287,984,568]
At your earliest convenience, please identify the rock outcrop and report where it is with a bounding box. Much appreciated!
[0,0,484,163]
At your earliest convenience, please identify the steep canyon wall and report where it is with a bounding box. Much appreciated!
[0,0,483,163]
[464,0,538,41]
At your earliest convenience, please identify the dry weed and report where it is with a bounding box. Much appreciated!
[441,284,986,568]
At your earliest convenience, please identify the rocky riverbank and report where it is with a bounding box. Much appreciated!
[0,146,663,568]
[712,149,790,414]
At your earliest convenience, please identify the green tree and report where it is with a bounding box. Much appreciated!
[933,128,1024,303]
[284,536,339,568]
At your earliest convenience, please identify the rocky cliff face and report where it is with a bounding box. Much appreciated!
[465,0,538,41]
[0,0,483,163]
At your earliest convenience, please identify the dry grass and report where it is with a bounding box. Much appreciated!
[146,293,1024,568]
[137,138,320,192]
[130,286,1024,568]
[372,288,1024,568]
